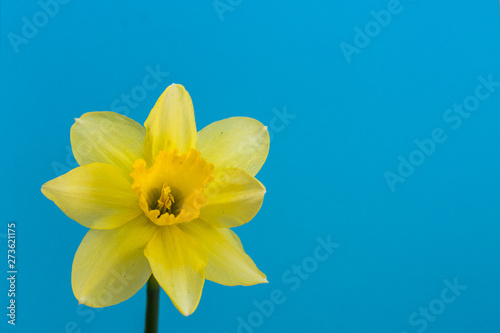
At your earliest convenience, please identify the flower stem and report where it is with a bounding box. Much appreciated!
[145,275,160,333]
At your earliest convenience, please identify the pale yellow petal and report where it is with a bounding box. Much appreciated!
[41,163,142,229]
[71,111,146,178]
[196,117,269,176]
[144,225,207,316]
[143,84,197,163]
[200,168,266,228]
[72,215,157,307]
[180,220,267,286]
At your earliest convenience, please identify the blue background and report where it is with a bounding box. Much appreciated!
[2,1,500,332]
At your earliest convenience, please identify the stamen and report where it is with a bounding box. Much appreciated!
[156,183,174,216]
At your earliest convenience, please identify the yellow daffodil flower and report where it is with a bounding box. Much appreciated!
[41,84,269,316]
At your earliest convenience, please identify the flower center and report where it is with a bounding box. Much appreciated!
[130,149,214,226]
[156,183,174,216]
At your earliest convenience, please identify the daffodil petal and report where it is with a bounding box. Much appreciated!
[200,168,266,228]
[71,111,146,178]
[143,84,197,163]
[180,220,267,286]
[144,225,207,316]
[72,215,157,307]
[41,163,142,229]
[196,117,270,176]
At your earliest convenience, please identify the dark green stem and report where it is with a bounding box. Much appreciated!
[145,275,160,333]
